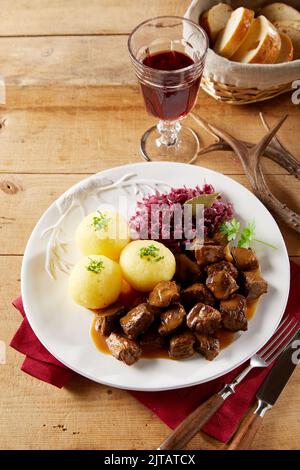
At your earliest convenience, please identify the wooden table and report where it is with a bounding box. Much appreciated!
[0,0,299,450]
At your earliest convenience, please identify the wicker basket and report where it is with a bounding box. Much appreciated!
[185,0,300,104]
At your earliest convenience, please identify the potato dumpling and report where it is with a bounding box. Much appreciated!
[75,210,130,261]
[69,255,122,309]
[119,240,176,292]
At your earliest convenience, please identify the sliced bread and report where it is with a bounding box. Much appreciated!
[276,32,294,62]
[274,20,300,31]
[274,20,300,59]
[261,3,300,23]
[231,16,281,64]
[214,7,255,58]
[200,3,233,44]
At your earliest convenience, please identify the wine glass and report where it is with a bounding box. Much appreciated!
[128,16,208,163]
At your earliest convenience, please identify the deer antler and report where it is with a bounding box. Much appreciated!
[259,112,300,179]
[190,112,300,234]
[190,113,300,179]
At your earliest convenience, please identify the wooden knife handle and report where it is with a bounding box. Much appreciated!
[227,410,263,450]
[158,393,224,450]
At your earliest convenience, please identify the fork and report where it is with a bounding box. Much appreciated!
[158,315,300,450]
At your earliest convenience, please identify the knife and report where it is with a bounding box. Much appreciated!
[228,331,300,450]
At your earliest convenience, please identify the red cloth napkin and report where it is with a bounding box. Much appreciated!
[11,261,300,443]
[11,299,74,388]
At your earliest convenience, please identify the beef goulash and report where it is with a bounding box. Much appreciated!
[92,236,268,366]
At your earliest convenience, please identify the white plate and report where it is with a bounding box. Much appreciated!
[21,162,290,391]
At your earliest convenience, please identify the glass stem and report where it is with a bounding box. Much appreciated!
[156,120,181,147]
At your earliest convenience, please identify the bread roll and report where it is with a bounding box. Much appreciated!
[261,3,300,23]
[276,32,294,62]
[231,16,281,64]
[274,20,300,59]
[214,7,255,58]
[200,3,233,44]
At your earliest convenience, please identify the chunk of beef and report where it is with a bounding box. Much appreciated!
[242,271,268,300]
[187,303,221,335]
[106,332,141,365]
[206,270,239,300]
[148,281,180,308]
[94,302,125,336]
[220,294,248,331]
[175,253,202,284]
[181,283,215,308]
[231,247,259,271]
[158,303,186,336]
[146,304,162,316]
[194,333,220,361]
[205,231,228,247]
[206,260,238,280]
[169,331,195,359]
[120,303,154,339]
[195,244,225,266]
[140,326,165,349]
[127,293,148,310]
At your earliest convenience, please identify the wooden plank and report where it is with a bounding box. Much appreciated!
[1,254,299,450]
[0,173,299,256]
[0,35,297,177]
[0,36,134,87]
[2,36,300,105]
[0,88,298,175]
[0,0,190,36]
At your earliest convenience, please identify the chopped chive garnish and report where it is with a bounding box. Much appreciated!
[86,258,105,273]
[139,244,164,263]
[91,211,110,231]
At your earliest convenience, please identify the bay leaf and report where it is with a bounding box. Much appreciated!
[184,192,221,216]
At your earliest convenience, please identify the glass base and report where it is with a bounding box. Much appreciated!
[140,124,200,163]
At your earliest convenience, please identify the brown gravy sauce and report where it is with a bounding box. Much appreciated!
[90,298,259,360]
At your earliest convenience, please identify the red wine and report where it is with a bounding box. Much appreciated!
[141,50,201,121]
[143,50,194,71]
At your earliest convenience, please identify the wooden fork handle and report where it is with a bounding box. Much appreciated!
[227,410,263,450]
[158,393,225,450]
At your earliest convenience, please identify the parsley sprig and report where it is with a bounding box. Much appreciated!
[86,258,105,273]
[220,219,240,241]
[139,244,164,263]
[91,211,110,231]
[220,218,276,249]
[238,221,256,248]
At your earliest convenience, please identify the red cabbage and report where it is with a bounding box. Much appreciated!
[129,184,233,251]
